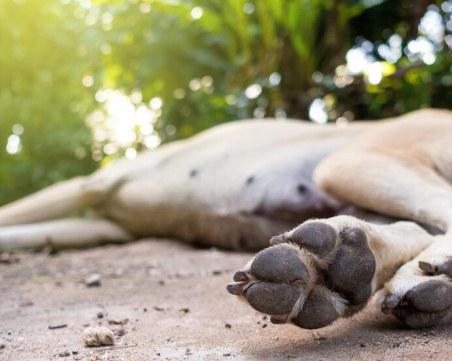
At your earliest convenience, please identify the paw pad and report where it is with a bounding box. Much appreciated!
[271,221,337,258]
[250,245,309,283]
[228,221,377,329]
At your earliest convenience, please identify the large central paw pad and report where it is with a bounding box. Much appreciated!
[381,258,452,328]
[227,221,376,329]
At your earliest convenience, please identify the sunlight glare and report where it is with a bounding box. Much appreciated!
[87,89,163,160]
[82,75,94,87]
[367,62,383,85]
[6,135,21,155]
[125,147,137,159]
[140,3,151,13]
[245,84,262,99]
[269,72,281,86]
[191,7,203,20]
[419,8,444,44]
[150,97,163,110]
[345,48,370,74]
[243,3,255,14]
[309,99,328,124]
[12,124,24,135]
[144,134,161,149]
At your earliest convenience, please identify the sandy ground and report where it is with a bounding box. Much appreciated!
[1,238,451,361]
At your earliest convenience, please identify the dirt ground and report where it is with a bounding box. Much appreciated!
[1,238,451,361]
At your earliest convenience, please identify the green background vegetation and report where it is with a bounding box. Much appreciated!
[1,0,451,204]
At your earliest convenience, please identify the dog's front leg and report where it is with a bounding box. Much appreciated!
[227,216,433,329]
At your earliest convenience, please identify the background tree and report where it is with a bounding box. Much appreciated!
[1,0,451,204]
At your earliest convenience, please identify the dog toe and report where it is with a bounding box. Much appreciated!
[245,282,302,315]
[250,244,309,283]
[273,221,337,258]
[405,280,452,313]
[325,227,375,305]
[292,288,340,329]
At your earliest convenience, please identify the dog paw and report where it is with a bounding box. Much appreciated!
[380,257,452,328]
[227,220,376,329]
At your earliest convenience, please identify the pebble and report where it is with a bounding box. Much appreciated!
[48,324,68,330]
[108,318,128,325]
[59,350,70,357]
[82,326,115,347]
[114,328,126,337]
[0,254,19,264]
[84,274,101,287]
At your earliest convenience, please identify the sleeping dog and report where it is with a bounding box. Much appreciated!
[1,109,451,329]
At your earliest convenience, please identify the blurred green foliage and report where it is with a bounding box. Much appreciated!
[0,0,451,204]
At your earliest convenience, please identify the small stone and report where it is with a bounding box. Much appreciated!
[225,323,231,329]
[82,326,115,347]
[223,352,231,357]
[84,274,101,287]
[48,324,67,330]
[179,308,190,314]
[112,268,124,278]
[114,328,126,337]
[59,350,70,357]
[71,350,78,355]
[19,301,34,308]
[392,341,401,348]
[262,324,267,328]
[360,343,366,347]
[108,318,128,325]
[97,312,104,319]
[0,254,19,264]
[0,344,5,349]
[212,270,222,275]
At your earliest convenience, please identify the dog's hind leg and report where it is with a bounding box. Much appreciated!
[0,218,133,252]
[314,149,452,233]
[0,175,110,227]
[227,216,434,329]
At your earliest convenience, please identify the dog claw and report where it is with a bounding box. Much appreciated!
[381,293,400,314]
[269,234,287,245]
[233,270,250,282]
[418,261,435,274]
[226,283,244,296]
[418,258,452,278]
